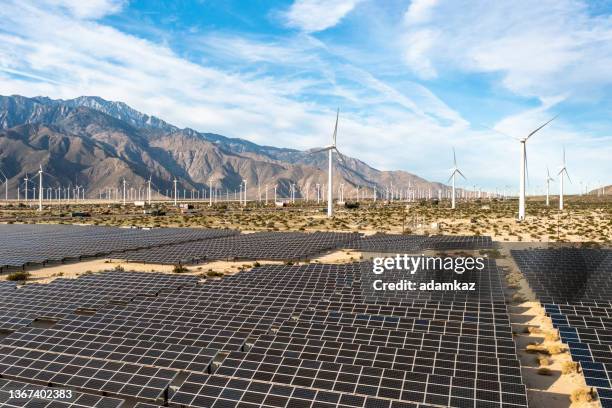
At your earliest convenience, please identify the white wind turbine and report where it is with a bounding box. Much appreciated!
[447,148,466,210]
[545,167,554,206]
[311,108,345,218]
[0,167,8,201]
[558,147,571,210]
[484,115,557,220]
[517,116,558,220]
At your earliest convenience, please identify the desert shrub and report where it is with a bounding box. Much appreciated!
[173,264,189,273]
[6,271,30,281]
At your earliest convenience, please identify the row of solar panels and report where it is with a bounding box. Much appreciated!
[512,248,612,408]
[0,224,494,270]
[0,225,237,270]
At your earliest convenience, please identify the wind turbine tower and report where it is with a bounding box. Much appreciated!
[545,167,554,206]
[173,178,178,206]
[558,147,571,210]
[517,116,557,220]
[448,148,466,210]
[38,165,43,211]
[311,108,345,218]
[0,168,8,201]
[147,177,152,205]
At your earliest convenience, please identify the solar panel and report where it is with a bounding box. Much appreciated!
[212,351,527,406]
[119,231,361,264]
[343,234,493,252]
[0,346,176,403]
[249,335,522,383]
[1,327,218,374]
[0,224,237,270]
[0,378,125,407]
[171,373,444,408]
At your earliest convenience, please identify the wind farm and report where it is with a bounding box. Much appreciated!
[0,1,611,408]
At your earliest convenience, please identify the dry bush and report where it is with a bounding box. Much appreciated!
[561,361,579,375]
[526,343,566,355]
[544,330,559,342]
[537,354,551,367]
[570,387,595,403]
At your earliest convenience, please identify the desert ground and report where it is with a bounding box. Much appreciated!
[1,195,610,243]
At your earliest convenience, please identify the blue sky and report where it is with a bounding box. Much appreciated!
[1,0,611,193]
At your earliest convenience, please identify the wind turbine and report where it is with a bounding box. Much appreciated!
[311,108,345,218]
[545,167,554,206]
[447,148,466,210]
[519,119,554,220]
[0,167,8,201]
[24,174,29,203]
[558,147,571,210]
[147,176,152,205]
[37,165,43,211]
[120,179,126,205]
[173,178,178,206]
[484,115,557,219]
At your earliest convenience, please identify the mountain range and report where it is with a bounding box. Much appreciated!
[0,95,445,198]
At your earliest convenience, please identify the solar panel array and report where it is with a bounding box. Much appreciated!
[512,248,612,408]
[344,234,493,252]
[120,231,361,263]
[0,224,237,271]
[0,233,528,408]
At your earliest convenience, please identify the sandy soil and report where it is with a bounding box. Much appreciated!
[0,257,285,284]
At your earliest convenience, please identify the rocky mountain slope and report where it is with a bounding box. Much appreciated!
[0,95,446,198]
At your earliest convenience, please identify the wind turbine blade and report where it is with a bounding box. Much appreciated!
[452,147,457,167]
[447,173,454,184]
[334,148,346,164]
[563,146,566,166]
[479,123,518,140]
[332,108,339,146]
[457,169,467,180]
[526,114,558,140]
[310,147,332,154]
[565,169,572,184]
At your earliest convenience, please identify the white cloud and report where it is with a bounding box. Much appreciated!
[42,0,125,19]
[403,29,438,79]
[404,0,438,24]
[400,0,612,100]
[283,0,362,32]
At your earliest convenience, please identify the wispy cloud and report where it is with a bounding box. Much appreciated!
[401,0,612,100]
[404,0,438,25]
[43,0,126,19]
[282,0,362,32]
